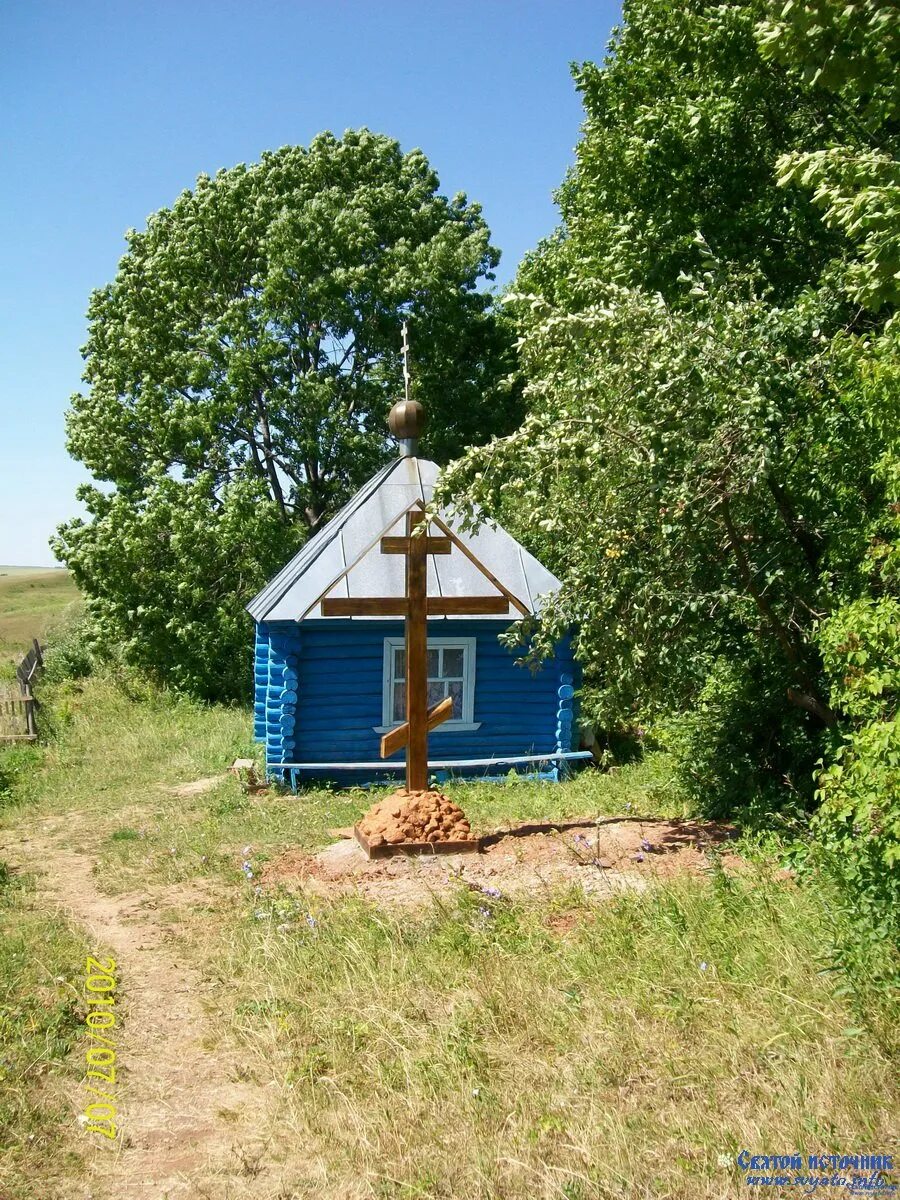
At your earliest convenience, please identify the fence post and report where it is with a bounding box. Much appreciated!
[23,683,36,739]
[3,641,43,742]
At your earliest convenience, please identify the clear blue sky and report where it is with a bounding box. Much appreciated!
[0,0,619,567]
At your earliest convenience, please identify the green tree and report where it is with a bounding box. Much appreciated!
[55,473,290,700]
[754,1,900,972]
[438,0,898,809]
[438,271,885,804]
[806,318,900,974]
[522,0,852,308]
[55,129,519,698]
[758,0,900,309]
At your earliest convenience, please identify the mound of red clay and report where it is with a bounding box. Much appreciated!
[357,789,473,847]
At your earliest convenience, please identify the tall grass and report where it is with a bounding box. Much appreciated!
[0,863,88,1199]
[0,568,79,670]
[211,869,896,1198]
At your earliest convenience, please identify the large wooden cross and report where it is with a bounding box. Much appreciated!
[320,509,513,791]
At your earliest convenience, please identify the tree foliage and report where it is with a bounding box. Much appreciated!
[758,0,900,309]
[55,473,290,699]
[754,0,900,958]
[55,129,519,697]
[438,0,899,818]
[521,0,850,307]
[439,270,886,800]
[808,328,900,964]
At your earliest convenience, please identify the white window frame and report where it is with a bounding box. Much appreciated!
[374,636,481,734]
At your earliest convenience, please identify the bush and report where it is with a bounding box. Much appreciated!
[0,744,41,812]
[662,653,822,821]
[41,609,97,684]
[812,596,900,996]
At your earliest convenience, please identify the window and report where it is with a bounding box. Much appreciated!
[379,637,479,732]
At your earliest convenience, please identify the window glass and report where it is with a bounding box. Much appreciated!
[384,638,474,726]
[442,648,464,678]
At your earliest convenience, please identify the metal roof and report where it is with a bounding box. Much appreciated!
[247,457,561,623]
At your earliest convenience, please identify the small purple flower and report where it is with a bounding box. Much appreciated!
[636,727,646,740]
[305,913,317,930]
[641,838,653,852]
[480,885,502,900]
[478,906,493,920]
[699,961,708,972]
[634,852,644,862]
[574,833,592,849]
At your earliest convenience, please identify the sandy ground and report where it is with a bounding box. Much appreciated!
[263,816,740,908]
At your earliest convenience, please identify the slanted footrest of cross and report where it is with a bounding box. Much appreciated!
[380,694,454,759]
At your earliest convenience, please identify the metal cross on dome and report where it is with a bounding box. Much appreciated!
[319,323,526,792]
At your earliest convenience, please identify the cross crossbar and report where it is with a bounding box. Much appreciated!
[321,596,509,616]
[381,535,452,555]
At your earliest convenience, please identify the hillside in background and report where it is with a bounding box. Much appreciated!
[0,568,79,666]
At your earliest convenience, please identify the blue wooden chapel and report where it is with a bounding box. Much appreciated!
[247,433,588,788]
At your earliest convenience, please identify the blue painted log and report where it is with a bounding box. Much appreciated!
[257,617,578,788]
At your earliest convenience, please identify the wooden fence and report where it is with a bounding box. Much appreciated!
[0,639,43,742]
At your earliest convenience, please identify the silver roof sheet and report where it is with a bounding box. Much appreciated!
[247,457,560,622]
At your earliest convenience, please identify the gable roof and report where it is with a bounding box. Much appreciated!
[247,457,561,623]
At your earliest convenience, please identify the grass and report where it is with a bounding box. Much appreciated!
[0,669,896,1197]
[217,873,896,1198]
[0,566,79,672]
[0,862,88,1199]
[7,674,680,898]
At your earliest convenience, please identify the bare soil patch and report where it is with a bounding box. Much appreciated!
[262,816,739,908]
[162,775,225,798]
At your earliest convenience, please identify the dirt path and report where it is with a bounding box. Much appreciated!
[4,819,290,1200]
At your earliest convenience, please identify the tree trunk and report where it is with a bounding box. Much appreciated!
[720,495,837,727]
[253,393,288,520]
[766,476,822,575]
